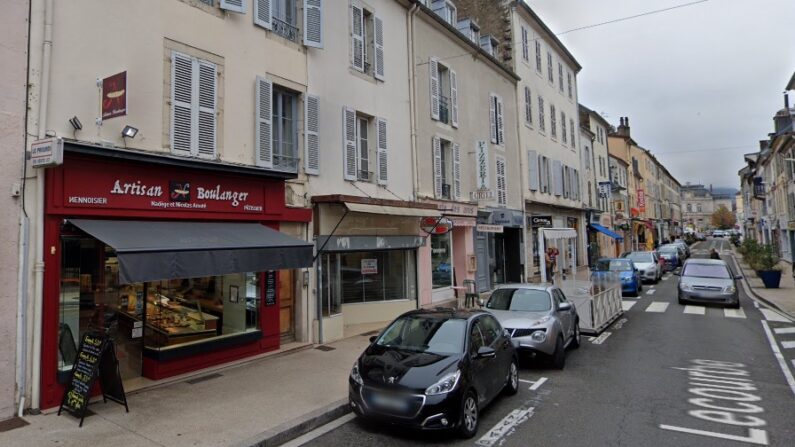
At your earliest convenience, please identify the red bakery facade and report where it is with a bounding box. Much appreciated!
[40,144,312,409]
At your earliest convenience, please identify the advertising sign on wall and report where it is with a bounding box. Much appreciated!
[637,189,646,212]
[101,71,127,120]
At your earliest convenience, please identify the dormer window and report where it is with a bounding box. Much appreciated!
[456,18,480,44]
[480,35,499,58]
[431,0,457,25]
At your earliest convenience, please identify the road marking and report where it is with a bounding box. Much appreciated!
[646,289,656,295]
[753,301,760,309]
[684,305,706,315]
[659,425,768,445]
[724,308,747,319]
[590,331,611,345]
[782,341,795,349]
[622,300,636,311]
[646,302,669,313]
[760,309,792,323]
[773,327,795,334]
[612,318,628,330]
[761,320,795,397]
[528,377,548,391]
[475,407,535,447]
[280,413,357,447]
[662,275,671,281]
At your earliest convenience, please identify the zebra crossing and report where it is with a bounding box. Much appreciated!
[621,299,751,319]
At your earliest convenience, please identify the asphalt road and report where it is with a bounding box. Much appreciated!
[299,239,795,447]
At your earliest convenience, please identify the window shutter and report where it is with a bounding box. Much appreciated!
[537,96,544,132]
[453,142,461,200]
[524,86,532,125]
[342,106,357,180]
[374,16,385,80]
[351,5,364,72]
[489,94,497,143]
[304,94,320,175]
[171,52,193,155]
[496,96,505,145]
[303,0,323,48]
[433,136,442,198]
[429,57,440,120]
[496,156,507,205]
[528,149,539,191]
[255,76,273,168]
[196,60,217,158]
[220,0,246,14]
[553,160,563,196]
[254,0,273,30]
[562,165,569,198]
[570,118,576,148]
[376,117,388,185]
[450,69,459,128]
[539,156,547,192]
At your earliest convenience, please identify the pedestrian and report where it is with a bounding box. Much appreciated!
[545,247,557,282]
[710,248,721,260]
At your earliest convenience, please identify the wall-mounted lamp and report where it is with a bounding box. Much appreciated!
[68,116,82,131]
[121,125,138,139]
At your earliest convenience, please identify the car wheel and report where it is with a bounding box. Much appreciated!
[459,391,479,438]
[551,336,566,370]
[570,321,581,349]
[504,360,519,396]
[730,300,740,309]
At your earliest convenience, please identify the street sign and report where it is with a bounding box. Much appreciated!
[30,137,64,168]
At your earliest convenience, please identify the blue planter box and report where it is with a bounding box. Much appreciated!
[756,270,782,289]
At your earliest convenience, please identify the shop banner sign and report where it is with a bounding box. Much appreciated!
[265,271,277,306]
[637,189,646,212]
[101,71,127,120]
[361,259,378,275]
[598,181,612,199]
[30,137,64,168]
[476,141,490,190]
[476,224,503,233]
[529,215,552,227]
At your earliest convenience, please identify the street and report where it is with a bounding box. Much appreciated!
[299,239,795,447]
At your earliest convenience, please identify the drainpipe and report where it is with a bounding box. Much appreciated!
[406,3,420,200]
[30,0,54,413]
[508,10,529,283]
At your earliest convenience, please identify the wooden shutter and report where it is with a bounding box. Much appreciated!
[553,160,563,196]
[537,96,544,132]
[304,0,323,48]
[496,95,505,145]
[171,52,193,155]
[524,86,532,125]
[220,0,246,14]
[570,118,576,148]
[433,136,442,198]
[496,156,507,205]
[489,94,497,143]
[255,76,273,168]
[528,149,539,191]
[304,94,320,175]
[562,165,569,198]
[429,57,440,120]
[374,16,385,80]
[453,142,461,199]
[254,0,272,30]
[450,69,458,128]
[376,117,388,185]
[342,107,357,180]
[351,5,364,72]
[196,60,217,158]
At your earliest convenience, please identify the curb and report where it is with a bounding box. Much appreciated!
[728,253,795,321]
[233,399,351,447]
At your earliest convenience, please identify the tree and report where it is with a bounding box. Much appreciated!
[711,205,736,230]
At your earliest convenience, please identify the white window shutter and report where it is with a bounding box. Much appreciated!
[196,60,217,158]
[376,117,388,185]
[374,16,385,80]
[450,69,458,128]
[254,0,273,30]
[489,94,497,143]
[453,142,461,200]
[429,57,440,120]
[496,96,505,145]
[433,136,442,198]
[303,0,323,48]
[351,5,364,72]
[304,94,320,175]
[524,86,532,125]
[220,0,246,14]
[553,160,563,196]
[255,76,273,168]
[343,106,357,181]
[528,149,539,191]
[171,52,193,155]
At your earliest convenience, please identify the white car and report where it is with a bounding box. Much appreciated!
[623,251,662,283]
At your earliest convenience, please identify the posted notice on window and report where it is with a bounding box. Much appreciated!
[361,259,378,275]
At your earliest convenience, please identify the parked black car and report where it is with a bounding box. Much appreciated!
[349,309,519,438]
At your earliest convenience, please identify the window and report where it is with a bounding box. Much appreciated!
[469,322,485,355]
[321,250,417,310]
[432,0,457,25]
[687,203,692,212]
[547,52,554,82]
[432,233,453,289]
[478,315,503,347]
[357,116,371,181]
[567,71,573,99]
[376,315,465,355]
[524,86,533,126]
[432,136,460,199]
[521,26,529,62]
[537,96,545,132]
[561,111,567,144]
[585,147,591,170]
[170,51,217,158]
[351,5,384,80]
[550,104,557,139]
[429,58,458,127]
[535,40,542,72]
[343,108,387,183]
[496,155,507,205]
[272,87,299,172]
[489,94,505,145]
[539,155,550,193]
[558,62,564,92]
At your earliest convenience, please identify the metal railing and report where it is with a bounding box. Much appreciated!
[439,95,450,124]
[273,152,299,173]
[272,17,299,43]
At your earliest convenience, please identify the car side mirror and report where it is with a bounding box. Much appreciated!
[369,336,377,343]
[734,275,743,280]
[476,346,496,359]
[558,302,572,312]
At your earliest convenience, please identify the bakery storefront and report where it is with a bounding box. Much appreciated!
[41,147,312,409]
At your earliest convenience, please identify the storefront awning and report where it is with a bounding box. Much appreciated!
[68,219,313,284]
[344,202,440,217]
[540,228,578,240]
[589,223,624,241]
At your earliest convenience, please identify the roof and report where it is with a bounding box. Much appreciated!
[512,1,582,72]
[579,104,611,129]
[788,71,795,91]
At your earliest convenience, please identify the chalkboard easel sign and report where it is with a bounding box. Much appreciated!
[58,331,129,427]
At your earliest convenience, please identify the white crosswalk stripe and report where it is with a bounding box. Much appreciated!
[760,309,792,323]
[782,341,795,349]
[646,289,656,295]
[724,308,747,319]
[774,327,795,335]
[622,300,636,311]
[683,305,706,315]
[645,302,669,313]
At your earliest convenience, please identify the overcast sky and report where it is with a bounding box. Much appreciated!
[527,0,795,189]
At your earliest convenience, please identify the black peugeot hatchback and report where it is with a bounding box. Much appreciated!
[349,309,519,438]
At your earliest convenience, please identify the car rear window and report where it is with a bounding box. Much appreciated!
[682,264,732,279]
[487,288,552,312]
[626,253,653,263]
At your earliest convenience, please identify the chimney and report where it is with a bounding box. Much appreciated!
[785,92,790,110]
[615,117,631,138]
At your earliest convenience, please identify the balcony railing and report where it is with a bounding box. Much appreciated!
[273,152,299,173]
[272,16,299,43]
[439,95,450,124]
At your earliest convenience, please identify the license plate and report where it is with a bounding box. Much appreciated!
[371,393,408,411]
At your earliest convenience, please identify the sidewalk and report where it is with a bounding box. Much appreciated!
[733,253,795,318]
[0,335,373,447]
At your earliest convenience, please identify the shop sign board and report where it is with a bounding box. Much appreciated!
[60,159,266,214]
[264,271,277,306]
[420,216,454,235]
[529,215,553,227]
[476,224,503,233]
[422,199,478,217]
[476,141,489,190]
[598,181,612,198]
[101,71,127,120]
[30,137,64,168]
[471,189,495,201]
[361,259,378,275]
[637,189,646,212]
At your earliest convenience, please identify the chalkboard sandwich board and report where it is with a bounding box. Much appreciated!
[58,331,129,427]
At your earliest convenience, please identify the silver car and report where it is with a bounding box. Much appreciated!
[482,285,579,369]
[676,259,741,308]
[623,251,662,283]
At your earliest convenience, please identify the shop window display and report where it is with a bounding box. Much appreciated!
[431,233,453,289]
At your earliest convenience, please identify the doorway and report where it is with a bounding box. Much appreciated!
[279,270,296,343]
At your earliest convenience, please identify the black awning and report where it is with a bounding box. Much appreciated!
[68,219,313,284]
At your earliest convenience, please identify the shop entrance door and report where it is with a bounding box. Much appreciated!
[503,228,523,283]
[475,233,490,293]
[279,270,295,342]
